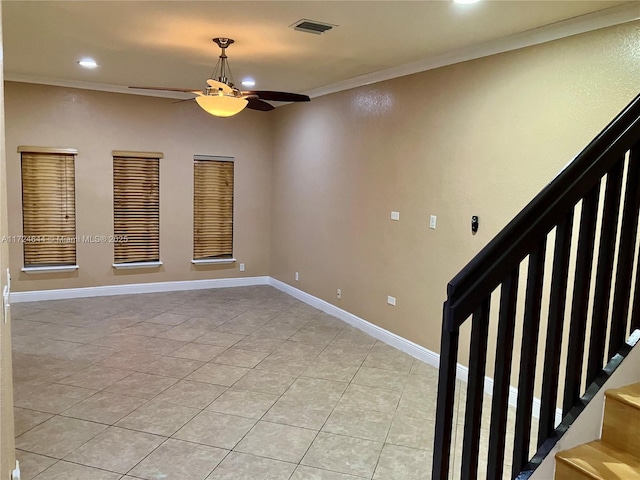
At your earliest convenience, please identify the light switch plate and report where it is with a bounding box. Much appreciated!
[430,215,437,229]
[391,211,400,221]
[387,295,396,306]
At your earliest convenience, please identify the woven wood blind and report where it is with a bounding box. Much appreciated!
[21,152,77,266]
[193,158,234,260]
[113,155,160,264]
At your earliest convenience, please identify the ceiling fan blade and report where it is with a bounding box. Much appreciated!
[129,86,203,95]
[246,97,275,112]
[172,98,196,104]
[206,79,233,93]
[243,91,310,102]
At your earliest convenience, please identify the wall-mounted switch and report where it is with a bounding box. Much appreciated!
[295,272,299,281]
[337,288,342,299]
[391,211,400,221]
[430,215,437,229]
[387,295,396,306]
[239,263,245,272]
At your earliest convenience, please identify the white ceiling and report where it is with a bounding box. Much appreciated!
[3,1,638,98]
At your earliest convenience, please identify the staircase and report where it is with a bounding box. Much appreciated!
[555,383,640,480]
[432,91,640,480]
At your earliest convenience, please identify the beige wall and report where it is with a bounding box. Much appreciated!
[5,82,273,292]
[270,21,640,354]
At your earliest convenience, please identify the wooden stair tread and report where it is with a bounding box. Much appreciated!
[605,382,640,410]
[556,441,640,479]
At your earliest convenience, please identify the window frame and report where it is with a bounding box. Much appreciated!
[18,146,79,274]
[192,155,236,264]
[112,150,163,269]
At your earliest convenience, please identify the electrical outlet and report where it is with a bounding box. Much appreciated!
[337,288,342,299]
[295,272,299,281]
[239,263,245,272]
[387,295,396,306]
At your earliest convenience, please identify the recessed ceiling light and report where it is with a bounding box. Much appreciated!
[241,78,256,87]
[78,58,98,69]
[453,0,481,3]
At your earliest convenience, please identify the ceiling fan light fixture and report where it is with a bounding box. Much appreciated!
[196,94,248,117]
[130,36,310,115]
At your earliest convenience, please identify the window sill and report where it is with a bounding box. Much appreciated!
[22,265,79,274]
[112,261,163,270]
[191,258,236,265]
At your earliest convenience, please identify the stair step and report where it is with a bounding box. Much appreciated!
[555,441,640,480]
[602,382,640,456]
[605,382,640,409]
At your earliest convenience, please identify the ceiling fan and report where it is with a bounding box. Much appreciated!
[130,37,310,117]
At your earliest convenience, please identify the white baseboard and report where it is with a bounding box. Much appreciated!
[268,277,441,368]
[10,275,561,425]
[268,278,562,425]
[10,276,270,303]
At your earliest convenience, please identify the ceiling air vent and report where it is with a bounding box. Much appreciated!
[291,19,336,35]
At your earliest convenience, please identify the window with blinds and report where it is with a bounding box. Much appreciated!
[193,156,234,261]
[19,148,77,267]
[113,151,161,265]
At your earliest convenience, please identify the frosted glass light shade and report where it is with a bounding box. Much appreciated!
[196,95,248,117]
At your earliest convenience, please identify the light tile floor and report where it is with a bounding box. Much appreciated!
[11,286,516,480]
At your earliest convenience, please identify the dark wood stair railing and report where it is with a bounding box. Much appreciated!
[432,92,640,480]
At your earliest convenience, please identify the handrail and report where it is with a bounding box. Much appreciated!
[445,93,640,331]
[433,91,640,480]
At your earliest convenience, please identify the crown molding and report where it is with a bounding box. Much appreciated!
[3,74,191,100]
[4,3,638,101]
[304,2,640,99]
